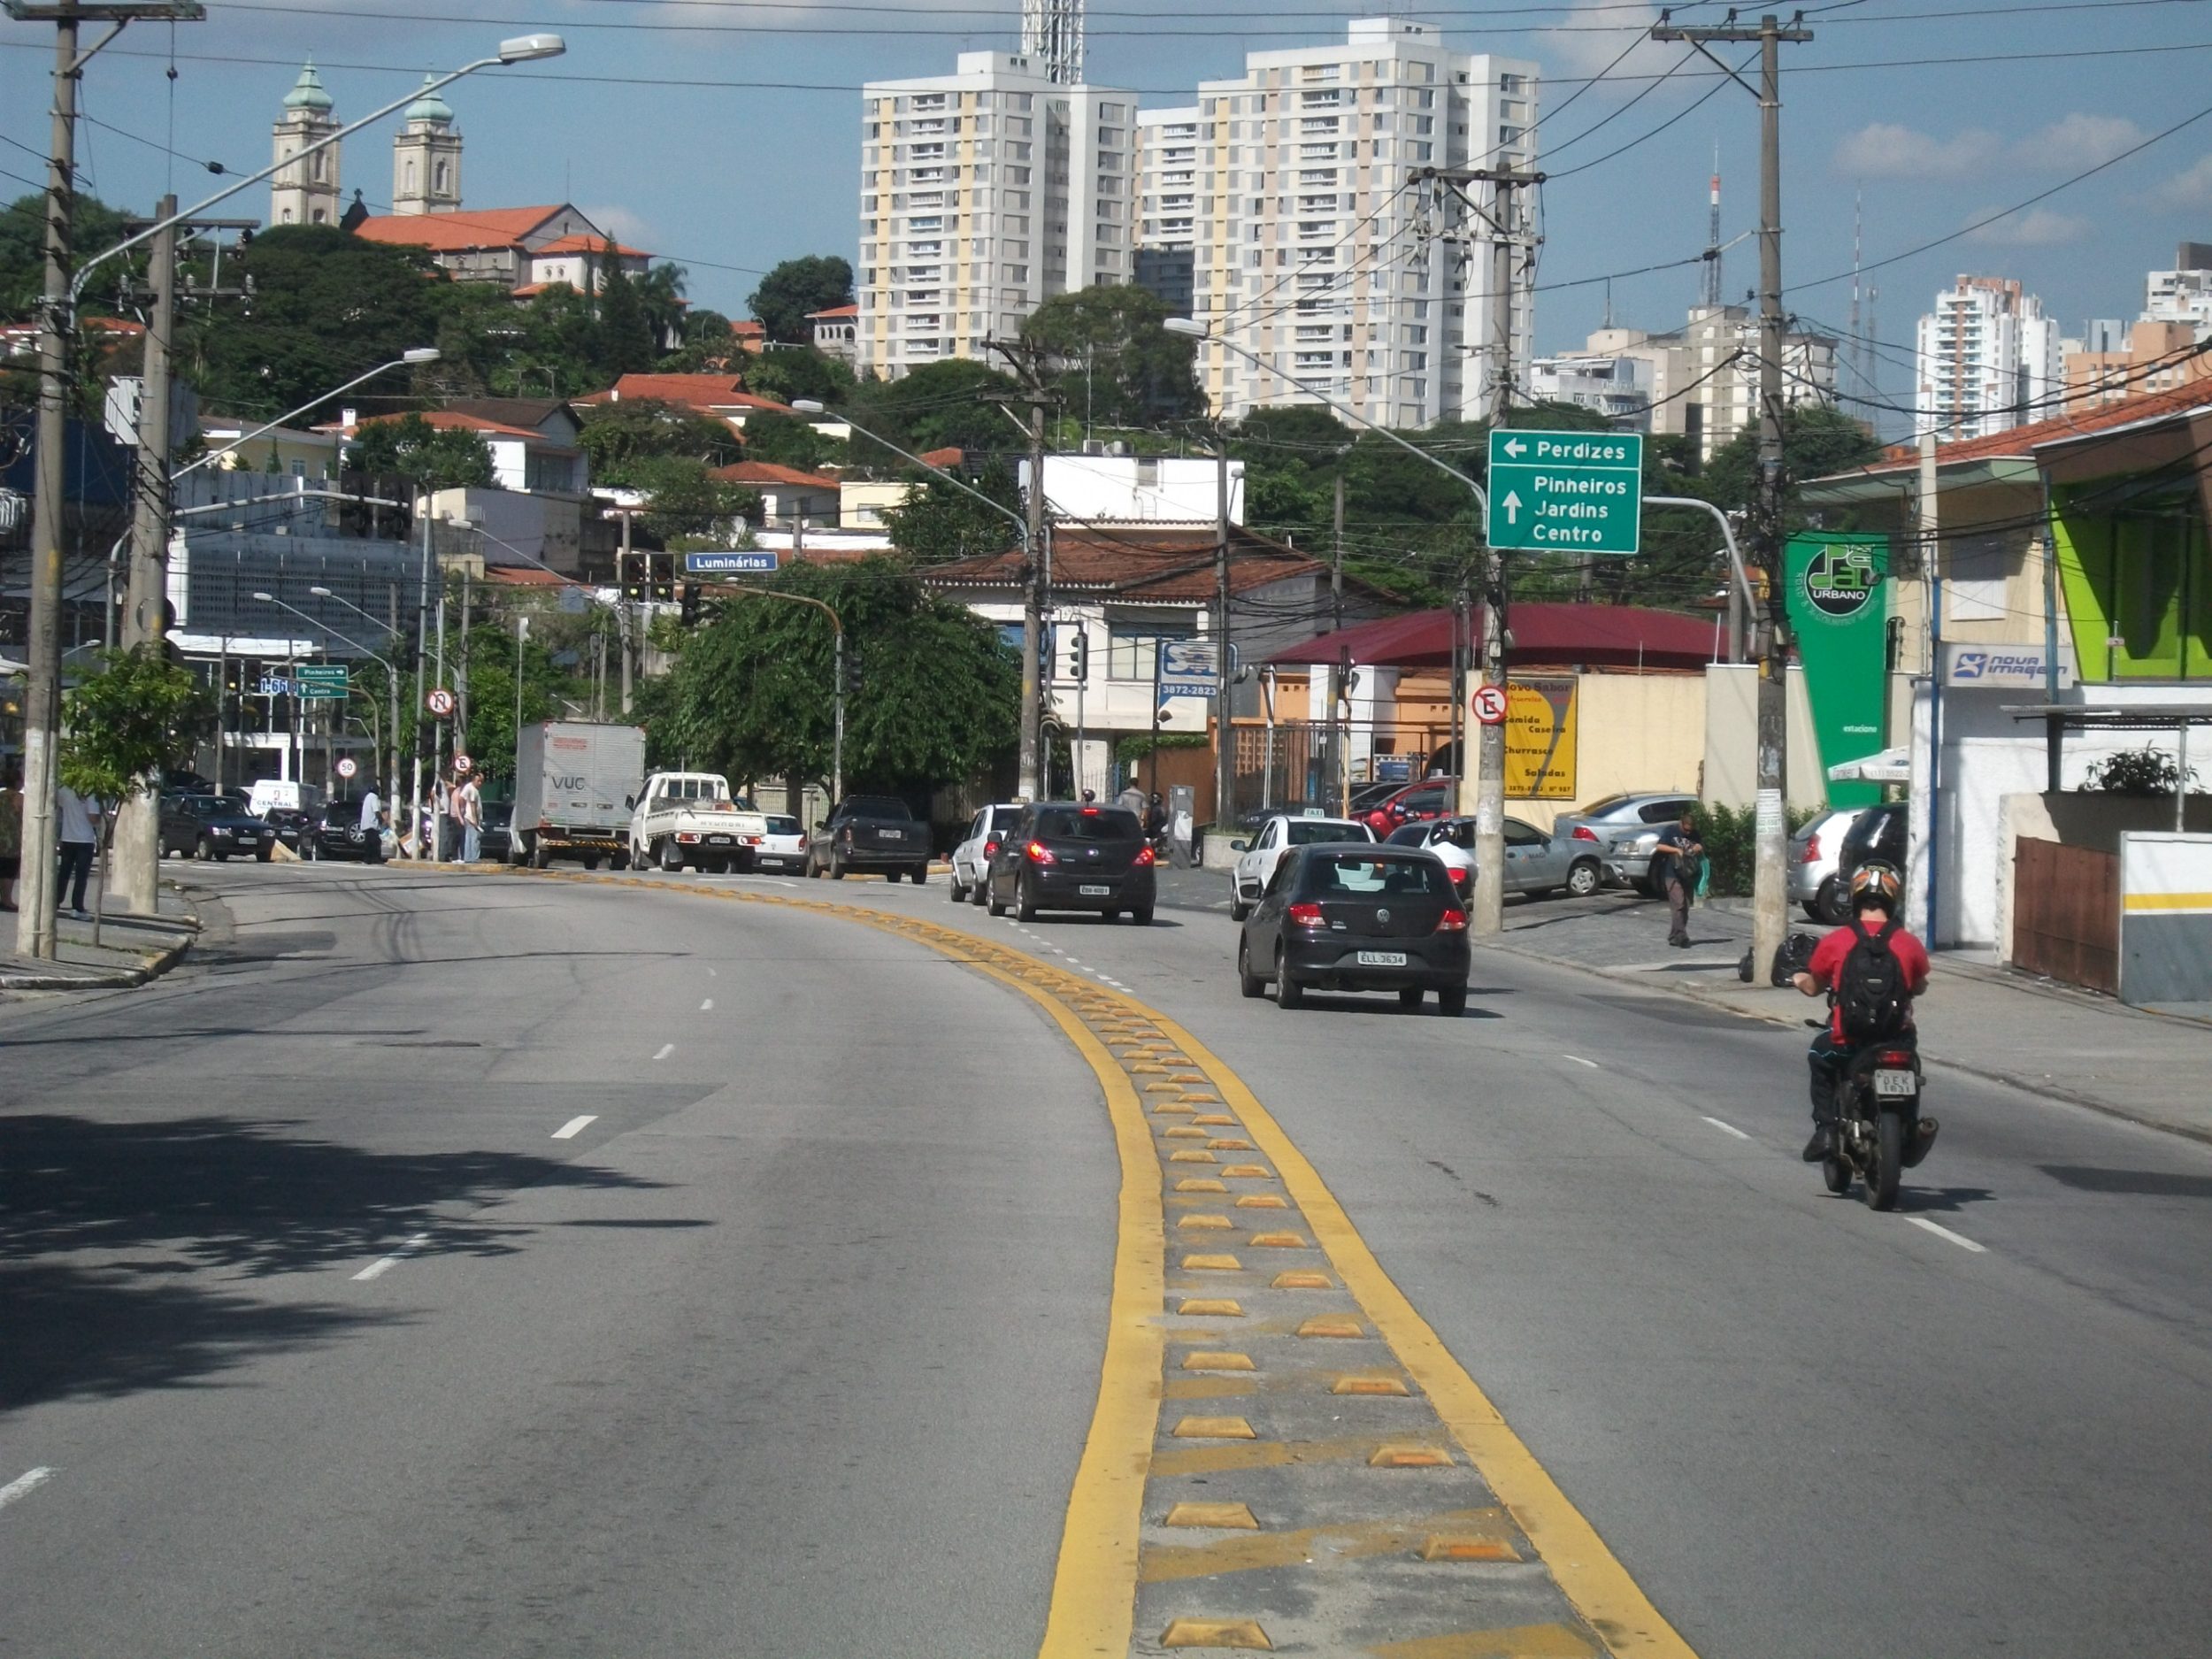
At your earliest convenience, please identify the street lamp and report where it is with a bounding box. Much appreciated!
[176,349,441,481]
[791,397,1048,800]
[310,586,403,816]
[249,592,319,789]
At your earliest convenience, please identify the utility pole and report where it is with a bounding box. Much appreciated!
[111,192,175,917]
[986,338,1056,801]
[1325,471,1344,815]
[1214,424,1233,840]
[614,507,637,716]
[11,1,208,956]
[1652,8,1814,981]
[1424,159,1539,936]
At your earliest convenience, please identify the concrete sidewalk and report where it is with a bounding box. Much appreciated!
[1489,888,2212,1145]
[0,881,201,992]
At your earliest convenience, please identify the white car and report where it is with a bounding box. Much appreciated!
[1227,814,1375,920]
[1385,818,1477,900]
[753,812,808,872]
[950,803,1026,905]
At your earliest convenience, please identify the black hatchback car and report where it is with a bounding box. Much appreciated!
[159,793,276,861]
[305,798,382,862]
[1238,844,1470,1015]
[985,802,1156,923]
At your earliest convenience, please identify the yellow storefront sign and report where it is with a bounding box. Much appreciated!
[1505,678,1577,800]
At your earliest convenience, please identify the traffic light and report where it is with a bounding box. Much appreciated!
[680,583,700,626]
[1066,629,1089,685]
[843,652,865,697]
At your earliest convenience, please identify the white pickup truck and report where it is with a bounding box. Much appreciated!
[626,771,769,873]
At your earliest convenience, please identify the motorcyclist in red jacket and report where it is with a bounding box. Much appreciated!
[1792,862,1930,1163]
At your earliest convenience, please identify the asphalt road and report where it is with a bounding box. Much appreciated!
[7,858,2212,1655]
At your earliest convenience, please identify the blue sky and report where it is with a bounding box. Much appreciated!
[4,0,2209,420]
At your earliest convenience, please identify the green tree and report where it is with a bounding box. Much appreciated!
[183,224,449,420]
[650,559,1017,792]
[844,357,1021,461]
[618,454,758,543]
[59,645,216,940]
[578,398,740,480]
[594,250,657,378]
[1021,283,1202,424]
[345,413,495,488]
[742,348,852,409]
[740,411,833,472]
[0,191,131,319]
[1703,403,1880,521]
[879,460,1025,566]
[748,255,853,344]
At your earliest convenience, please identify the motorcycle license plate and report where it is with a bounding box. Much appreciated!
[1873,1067,1916,1098]
[1357,950,1409,967]
[1079,884,1111,896]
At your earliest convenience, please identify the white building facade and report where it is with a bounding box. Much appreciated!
[857,52,1136,380]
[269,62,342,227]
[1178,19,1540,427]
[2145,242,2212,336]
[1914,274,2063,440]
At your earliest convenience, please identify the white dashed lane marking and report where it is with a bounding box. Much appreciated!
[1563,1055,1601,1070]
[0,1467,55,1513]
[553,1115,597,1140]
[700,998,714,1011]
[1908,1217,1987,1255]
[652,1043,675,1061]
[353,1233,431,1282]
[1701,1115,1752,1141]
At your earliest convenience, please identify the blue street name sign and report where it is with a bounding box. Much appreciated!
[684,551,782,575]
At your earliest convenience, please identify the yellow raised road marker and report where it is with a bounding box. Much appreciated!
[1299,1314,1369,1339]
[1272,1270,1334,1290]
[1178,1298,1243,1317]
[1172,1416,1258,1440]
[1175,1178,1228,1194]
[1220,1164,1272,1179]
[1235,1194,1289,1210]
[1206,1137,1256,1151]
[1168,1149,1217,1164]
[1160,1617,1271,1650]
[1334,1373,1413,1397]
[1247,1232,1309,1249]
[1164,1125,1210,1140]
[1180,1253,1242,1272]
[1164,1502,1261,1531]
[1181,1351,1256,1372]
[1371,1443,1456,1469]
[1178,1214,1233,1231]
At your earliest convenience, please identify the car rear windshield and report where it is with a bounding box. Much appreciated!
[1286,819,1366,845]
[1384,823,1429,846]
[989,806,1024,832]
[845,796,913,820]
[764,816,800,833]
[1304,853,1451,896]
[1035,807,1141,841]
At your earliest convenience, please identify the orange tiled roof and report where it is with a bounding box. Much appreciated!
[710,461,839,489]
[925,526,1321,602]
[572,374,795,415]
[352,206,564,252]
[919,446,964,470]
[1863,378,2212,473]
[808,303,859,319]
[534,233,651,257]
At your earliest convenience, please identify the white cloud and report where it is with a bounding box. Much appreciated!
[2154,154,2212,210]
[581,204,658,250]
[1832,123,2003,180]
[1536,2,1684,88]
[2013,112,2147,169]
[1964,206,2090,247]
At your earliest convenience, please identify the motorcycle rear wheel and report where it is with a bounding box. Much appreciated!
[1862,1111,1903,1210]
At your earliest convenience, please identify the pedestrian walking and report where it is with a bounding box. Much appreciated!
[1116,780,1145,818]
[55,781,101,920]
[1649,805,1705,949]
[457,772,483,864]
[0,767,21,911]
[435,772,459,863]
[358,786,386,864]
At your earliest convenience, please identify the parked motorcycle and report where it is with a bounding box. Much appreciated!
[1814,1023,1939,1210]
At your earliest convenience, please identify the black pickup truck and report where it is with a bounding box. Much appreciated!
[807,795,930,883]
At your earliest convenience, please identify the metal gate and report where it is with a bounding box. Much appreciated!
[2012,836,2119,994]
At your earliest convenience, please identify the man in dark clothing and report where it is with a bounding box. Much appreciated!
[1649,806,1703,948]
[1793,862,1932,1162]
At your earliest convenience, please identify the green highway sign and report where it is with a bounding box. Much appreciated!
[295,663,350,700]
[1486,428,1644,557]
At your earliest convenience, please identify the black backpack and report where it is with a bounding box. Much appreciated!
[1836,918,1909,1041]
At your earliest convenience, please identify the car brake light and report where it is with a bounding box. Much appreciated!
[985,840,1000,856]
[1571,825,1599,841]
[1449,865,1471,887]
[1134,845,1155,866]
[1081,806,1100,815]
[1801,832,1821,864]
[1026,841,1056,864]
[1286,901,1325,927]
[1436,907,1469,933]
[1877,1048,1914,1067]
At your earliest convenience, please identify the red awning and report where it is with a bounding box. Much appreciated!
[1269,603,1723,672]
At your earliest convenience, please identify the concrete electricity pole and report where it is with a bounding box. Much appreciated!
[110,193,176,917]
[1214,426,1233,834]
[1652,9,1814,980]
[985,339,1056,801]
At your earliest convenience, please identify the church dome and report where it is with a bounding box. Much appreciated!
[403,75,455,126]
[283,60,334,113]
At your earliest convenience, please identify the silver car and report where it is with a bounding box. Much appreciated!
[949,803,1025,905]
[1789,807,1862,925]
[1550,793,1701,893]
[1390,816,1602,899]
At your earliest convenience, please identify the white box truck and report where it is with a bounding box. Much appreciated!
[511,720,646,869]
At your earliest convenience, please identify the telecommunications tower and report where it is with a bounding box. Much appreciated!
[1701,144,1724,308]
[1022,0,1084,83]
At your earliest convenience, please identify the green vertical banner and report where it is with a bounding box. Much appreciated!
[1785,531,1890,809]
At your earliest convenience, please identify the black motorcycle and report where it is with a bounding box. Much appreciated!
[1814,1023,1939,1210]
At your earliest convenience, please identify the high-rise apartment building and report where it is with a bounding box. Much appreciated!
[857,53,1134,380]
[1913,275,2063,440]
[1164,19,1539,427]
[2145,242,2212,336]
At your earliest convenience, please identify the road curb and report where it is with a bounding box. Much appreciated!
[1483,933,2212,1148]
[0,883,201,993]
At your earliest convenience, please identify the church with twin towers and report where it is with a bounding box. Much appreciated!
[269,61,464,227]
[858,0,1540,426]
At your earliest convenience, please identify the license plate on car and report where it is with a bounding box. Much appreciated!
[1873,1068,1916,1097]
[1079,884,1111,896]
[1357,950,1409,967]
[880,829,905,840]
[706,834,732,844]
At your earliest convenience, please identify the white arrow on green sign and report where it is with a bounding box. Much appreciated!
[1486,428,1644,557]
